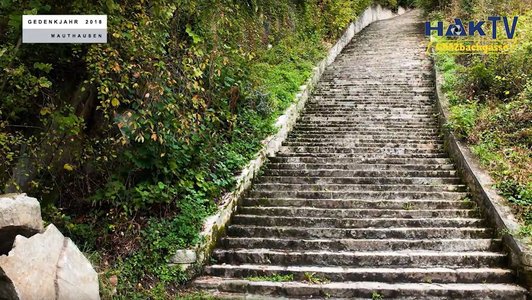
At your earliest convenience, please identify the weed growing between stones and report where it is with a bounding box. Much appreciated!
[246,273,294,282]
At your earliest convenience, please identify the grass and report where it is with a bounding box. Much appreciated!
[246,273,294,282]
[372,291,384,300]
[303,272,330,284]
[402,202,413,210]
[434,49,531,241]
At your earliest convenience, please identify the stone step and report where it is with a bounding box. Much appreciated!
[227,225,491,240]
[302,108,435,113]
[249,190,468,201]
[205,265,515,284]
[263,169,458,178]
[313,91,434,95]
[212,249,506,268]
[288,132,441,138]
[302,112,435,117]
[299,115,437,120]
[266,162,454,170]
[289,127,439,132]
[317,81,433,87]
[243,198,474,209]
[298,117,438,123]
[279,147,447,155]
[253,183,466,192]
[286,139,444,145]
[238,207,478,218]
[231,215,484,228]
[282,142,444,149]
[275,152,450,158]
[294,124,439,130]
[220,237,501,252]
[257,176,461,185]
[298,117,436,121]
[304,105,433,109]
[193,277,527,299]
[267,157,452,165]
[306,100,433,105]
[290,129,441,135]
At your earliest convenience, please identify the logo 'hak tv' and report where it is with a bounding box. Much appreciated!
[425,16,519,39]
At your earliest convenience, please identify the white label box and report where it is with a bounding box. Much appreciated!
[22,15,107,43]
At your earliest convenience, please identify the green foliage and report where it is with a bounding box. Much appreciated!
[434,4,532,239]
[303,272,330,284]
[448,103,478,138]
[497,180,532,208]
[372,291,384,300]
[1,0,391,297]
[247,273,294,282]
[415,0,442,12]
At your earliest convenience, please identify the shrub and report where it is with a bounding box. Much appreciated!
[448,103,478,138]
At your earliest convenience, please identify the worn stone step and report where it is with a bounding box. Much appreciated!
[275,153,450,159]
[263,169,458,177]
[227,225,492,240]
[249,190,468,201]
[253,183,466,193]
[231,215,484,228]
[294,125,439,130]
[257,176,461,185]
[291,124,439,132]
[288,137,443,143]
[288,132,442,138]
[266,163,454,171]
[304,107,434,111]
[238,207,478,218]
[304,107,435,113]
[212,249,506,268]
[282,142,444,149]
[243,198,474,209]
[302,110,435,114]
[288,132,441,138]
[306,101,433,104]
[276,152,450,159]
[194,277,527,299]
[298,119,438,124]
[279,146,446,153]
[298,117,437,122]
[205,265,515,284]
[312,92,434,97]
[220,237,501,252]
[267,156,452,165]
[294,121,439,127]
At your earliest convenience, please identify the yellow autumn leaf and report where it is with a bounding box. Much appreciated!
[63,164,74,171]
[40,107,51,115]
[111,98,120,107]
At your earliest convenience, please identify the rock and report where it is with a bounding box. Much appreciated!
[0,224,100,300]
[0,268,18,300]
[170,249,197,264]
[0,194,43,254]
[170,249,196,264]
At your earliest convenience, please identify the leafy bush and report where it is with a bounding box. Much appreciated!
[448,103,478,138]
[433,2,532,238]
[1,0,388,297]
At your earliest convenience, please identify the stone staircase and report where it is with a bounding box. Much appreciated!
[192,10,528,299]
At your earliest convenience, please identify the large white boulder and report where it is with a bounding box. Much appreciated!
[0,224,100,300]
[0,194,43,254]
